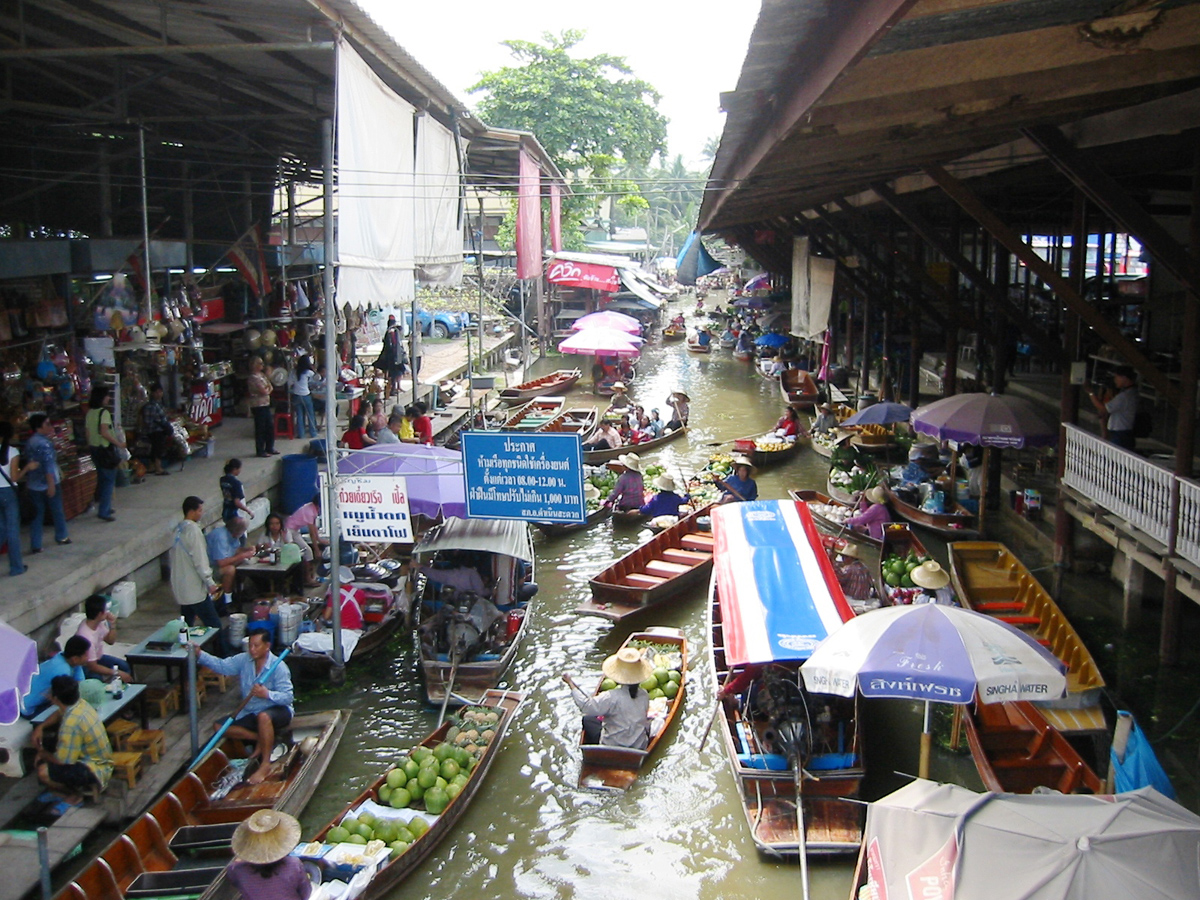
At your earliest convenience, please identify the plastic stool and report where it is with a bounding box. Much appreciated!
[275,412,295,440]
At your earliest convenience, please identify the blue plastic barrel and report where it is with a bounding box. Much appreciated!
[280,454,318,516]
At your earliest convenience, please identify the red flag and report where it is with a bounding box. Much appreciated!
[550,182,562,253]
[227,224,272,298]
[515,149,542,280]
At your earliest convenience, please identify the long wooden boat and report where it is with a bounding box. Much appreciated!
[500,396,565,431]
[60,709,349,900]
[732,347,753,362]
[662,325,686,342]
[533,503,612,537]
[788,489,870,544]
[577,627,687,791]
[595,368,636,396]
[780,368,819,410]
[948,541,1106,733]
[577,504,715,621]
[498,369,580,405]
[879,477,978,538]
[710,500,864,857]
[809,430,848,459]
[745,436,806,468]
[963,699,1104,794]
[581,425,687,465]
[610,506,650,526]
[878,523,945,606]
[415,519,537,706]
[825,474,857,506]
[295,691,523,900]
[543,407,596,436]
[286,597,409,680]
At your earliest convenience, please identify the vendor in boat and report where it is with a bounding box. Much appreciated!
[608,382,633,411]
[563,647,654,750]
[900,443,943,483]
[322,567,366,631]
[812,403,839,434]
[696,326,713,348]
[639,473,690,518]
[666,391,690,428]
[846,485,891,541]
[716,457,758,504]
[420,553,490,597]
[735,330,754,355]
[773,406,808,440]
[670,312,685,328]
[911,560,955,605]
[605,453,645,511]
[582,420,623,452]
[832,543,876,607]
[227,809,311,900]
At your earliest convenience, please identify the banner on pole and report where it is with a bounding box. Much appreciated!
[460,432,586,523]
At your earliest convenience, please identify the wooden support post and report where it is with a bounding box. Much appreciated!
[1054,191,1086,594]
[1119,552,1145,629]
[860,296,872,397]
[924,165,1181,409]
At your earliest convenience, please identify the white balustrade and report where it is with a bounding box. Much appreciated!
[1175,478,1200,569]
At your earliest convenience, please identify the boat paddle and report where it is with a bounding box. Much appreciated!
[702,431,760,448]
[437,645,463,728]
[189,647,290,769]
[698,669,735,752]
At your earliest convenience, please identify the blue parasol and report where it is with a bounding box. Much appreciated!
[841,402,913,427]
[755,332,789,348]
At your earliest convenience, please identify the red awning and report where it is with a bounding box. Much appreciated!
[546,259,620,292]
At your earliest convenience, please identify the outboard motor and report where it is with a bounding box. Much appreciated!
[758,665,813,770]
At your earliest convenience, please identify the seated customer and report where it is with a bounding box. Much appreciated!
[34,675,113,803]
[563,648,653,749]
[196,628,293,785]
[76,594,132,683]
[20,636,88,719]
[207,516,257,611]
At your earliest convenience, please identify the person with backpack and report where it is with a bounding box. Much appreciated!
[1089,365,1141,451]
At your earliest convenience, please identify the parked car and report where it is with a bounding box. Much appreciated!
[403,309,470,339]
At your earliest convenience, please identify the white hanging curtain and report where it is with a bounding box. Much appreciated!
[336,39,415,309]
[791,236,836,339]
[414,116,463,286]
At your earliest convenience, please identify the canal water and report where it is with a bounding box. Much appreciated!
[295,304,971,900]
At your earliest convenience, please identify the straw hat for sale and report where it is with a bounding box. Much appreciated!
[601,647,654,685]
[911,560,950,590]
[615,452,642,472]
[654,473,677,492]
[231,810,302,865]
[583,483,601,502]
[612,382,627,392]
[865,485,887,505]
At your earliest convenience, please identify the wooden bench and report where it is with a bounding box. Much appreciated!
[660,548,711,566]
[622,573,667,589]
[644,559,689,578]
[127,729,166,763]
[679,534,714,551]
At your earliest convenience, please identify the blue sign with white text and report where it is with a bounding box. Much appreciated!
[460,431,586,523]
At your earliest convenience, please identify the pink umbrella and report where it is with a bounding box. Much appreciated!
[558,326,643,357]
[570,310,641,333]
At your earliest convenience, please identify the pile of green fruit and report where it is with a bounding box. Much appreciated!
[642,463,666,480]
[327,812,427,861]
[882,551,927,588]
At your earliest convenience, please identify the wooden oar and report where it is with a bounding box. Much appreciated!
[437,647,463,728]
[698,669,735,752]
[703,431,760,448]
[712,476,746,502]
[189,648,290,769]
[794,764,811,900]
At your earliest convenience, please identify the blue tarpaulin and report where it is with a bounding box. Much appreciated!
[675,230,722,285]
[1111,714,1175,799]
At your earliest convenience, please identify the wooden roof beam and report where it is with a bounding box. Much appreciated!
[923,163,1180,407]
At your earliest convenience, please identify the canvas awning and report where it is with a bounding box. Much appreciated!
[713,499,854,667]
[413,516,535,563]
[617,272,663,309]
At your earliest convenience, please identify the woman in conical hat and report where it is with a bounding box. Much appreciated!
[227,810,310,900]
[563,647,654,749]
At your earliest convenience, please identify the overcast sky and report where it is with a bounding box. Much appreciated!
[356,0,761,169]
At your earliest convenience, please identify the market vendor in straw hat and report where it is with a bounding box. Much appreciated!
[608,381,632,411]
[639,472,691,518]
[605,452,644,512]
[563,647,654,749]
[226,809,310,900]
[846,484,891,541]
[833,541,877,608]
[716,455,758,504]
[911,560,955,606]
[665,391,690,428]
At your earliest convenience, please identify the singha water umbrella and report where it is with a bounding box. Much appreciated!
[557,326,643,358]
[801,603,1066,778]
[0,621,39,724]
[570,310,641,334]
[841,402,913,427]
[755,332,789,348]
[911,392,1058,449]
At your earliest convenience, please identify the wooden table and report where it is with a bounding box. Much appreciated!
[237,556,302,596]
[126,624,220,713]
[33,682,148,730]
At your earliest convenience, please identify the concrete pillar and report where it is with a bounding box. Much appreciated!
[1112,550,1145,628]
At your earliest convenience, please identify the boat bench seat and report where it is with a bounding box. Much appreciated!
[974,601,1026,613]
[623,573,667,589]
[997,615,1042,629]
[660,548,711,566]
[680,534,714,551]
[645,559,690,578]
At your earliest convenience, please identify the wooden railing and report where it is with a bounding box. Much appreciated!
[1063,424,1200,569]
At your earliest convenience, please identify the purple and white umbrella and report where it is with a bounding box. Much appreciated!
[801,603,1066,777]
[557,326,643,358]
[570,310,641,334]
[841,401,913,427]
[338,444,466,520]
[0,621,39,725]
[911,392,1058,449]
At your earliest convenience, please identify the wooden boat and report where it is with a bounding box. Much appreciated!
[877,523,945,606]
[498,369,580,405]
[610,506,650,525]
[710,500,864,857]
[948,541,1106,733]
[809,431,843,459]
[581,425,687,465]
[577,627,687,791]
[414,519,537,706]
[780,368,819,409]
[294,691,523,900]
[963,699,1104,794]
[59,709,349,900]
[880,477,978,538]
[500,396,565,431]
[577,504,715,621]
[825,474,857,506]
[595,368,635,396]
[745,436,806,467]
[789,490,888,609]
[286,594,409,681]
[732,348,753,362]
[662,324,686,341]
[686,337,711,353]
[533,503,612,536]
[542,406,597,436]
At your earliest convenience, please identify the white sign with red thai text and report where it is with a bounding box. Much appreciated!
[333,474,413,544]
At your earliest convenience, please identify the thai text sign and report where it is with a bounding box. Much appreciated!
[332,473,413,543]
[460,432,585,523]
[545,259,620,292]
